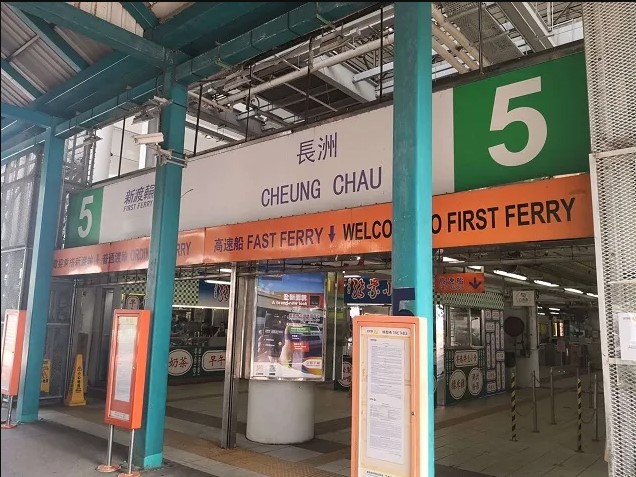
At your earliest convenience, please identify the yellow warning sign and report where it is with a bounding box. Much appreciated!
[41,359,51,393]
[64,354,86,407]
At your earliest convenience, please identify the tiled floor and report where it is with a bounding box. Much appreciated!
[5,373,608,477]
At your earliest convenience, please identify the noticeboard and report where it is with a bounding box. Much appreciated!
[1,310,27,396]
[104,310,150,429]
[352,315,429,477]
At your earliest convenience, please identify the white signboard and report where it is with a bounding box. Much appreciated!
[617,312,636,361]
[513,290,536,307]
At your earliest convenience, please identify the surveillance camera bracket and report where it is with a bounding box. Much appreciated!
[147,144,187,168]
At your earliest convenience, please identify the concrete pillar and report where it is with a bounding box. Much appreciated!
[93,125,113,182]
[16,128,65,422]
[133,70,186,469]
[391,3,434,474]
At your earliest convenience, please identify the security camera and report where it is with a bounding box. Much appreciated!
[132,132,164,145]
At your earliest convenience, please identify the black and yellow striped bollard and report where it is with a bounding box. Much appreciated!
[577,373,583,452]
[511,372,517,441]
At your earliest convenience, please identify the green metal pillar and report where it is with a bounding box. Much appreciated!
[133,70,186,469]
[16,128,65,422]
[392,2,434,474]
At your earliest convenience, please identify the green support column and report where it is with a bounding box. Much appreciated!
[16,128,65,422]
[392,3,434,475]
[133,70,187,469]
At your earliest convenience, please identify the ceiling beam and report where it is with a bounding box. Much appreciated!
[0,59,42,99]
[2,2,375,162]
[1,102,61,127]
[149,2,268,49]
[313,55,376,103]
[498,2,555,52]
[11,9,89,72]
[120,2,158,32]
[7,2,173,68]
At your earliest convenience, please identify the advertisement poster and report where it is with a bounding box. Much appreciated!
[251,273,326,380]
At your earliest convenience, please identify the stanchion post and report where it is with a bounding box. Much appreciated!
[550,367,556,425]
[118,429,139,477]
[97,424,119,473]
[1,395,17,429]
[532,370,539,433]
[576,373,583,452]
[510,372,517,441]
[593,373,599,442]
[588,362,593,408]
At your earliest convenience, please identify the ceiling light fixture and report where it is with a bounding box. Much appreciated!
[586,292,598,298]
[493,270,527,281]
[442,256,463,263]
[204,279,231,285]
[220,268,232,273]
[534,279,559,287]
[538,312,546,315]
[468,265,482,270]
[549,307,561,311]
[564,287,584,294]
[344,274,361,278]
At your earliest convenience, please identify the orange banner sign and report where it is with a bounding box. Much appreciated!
[205,174,592,263]
[432,173,593,248]
[53,229,206,275]
[435,273,485,293]
[204,204,393,263]
[52,244,109,276]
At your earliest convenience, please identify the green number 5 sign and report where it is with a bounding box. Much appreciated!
[453,52,590,192]
[65,188,103,247]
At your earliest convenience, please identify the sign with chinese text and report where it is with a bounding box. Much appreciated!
[352,316,428,477]
[445,348,486,404]
[344,277,392,305]
[63,53,589,248]
[484,309,506,395]
[1,310,26,396]
[251,273,326,381]
[104,310,150,429]
[40,359,51,393]
[513,290,536,307]
[435,273,485,294]
[53,229,205,276]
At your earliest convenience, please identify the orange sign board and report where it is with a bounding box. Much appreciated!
[53,229,205,275]
[104,309,151,430]
[435,273,485,293]
[432,173,593,248]
[52,244,109,276]
[204,204,392,263]
[205,174,593,263]
[1,310,27,396]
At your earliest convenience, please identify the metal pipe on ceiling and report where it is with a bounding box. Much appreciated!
[432,6,491,67]
[432,39,469,74]
[216,33,395,107]
[431,24,479,70]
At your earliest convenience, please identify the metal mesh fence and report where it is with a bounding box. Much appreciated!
[1,150,40,249]
[584,3,636,476]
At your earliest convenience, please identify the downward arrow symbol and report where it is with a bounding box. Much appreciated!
[328,225,336,242]
[469,277,482,290]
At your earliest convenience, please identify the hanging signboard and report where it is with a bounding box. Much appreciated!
[104,310,150,429]
[251,273,326,380]
[344,277,392,305]
[64,53,589,248]
[512,290,536,307]
[53,229,205,276]
[204,174,593,263]
[352,315,429,477]
[1,310,27,396]
[435,273,485,294]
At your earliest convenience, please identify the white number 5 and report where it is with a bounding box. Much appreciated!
[77,195,93,238]
[488,77,547,167]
